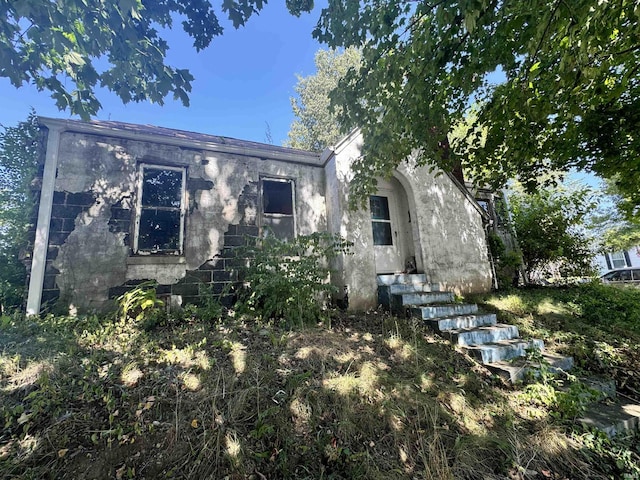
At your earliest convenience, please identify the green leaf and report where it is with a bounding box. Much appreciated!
[64,51,85,66]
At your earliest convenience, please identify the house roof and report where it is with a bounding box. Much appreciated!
[38,117,323,166]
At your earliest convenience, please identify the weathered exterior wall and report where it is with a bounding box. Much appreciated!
[324,133,379,311]
[46,131,327,311]
[327,132,492,305]
[396,159,492,294]
[35,121,492,314]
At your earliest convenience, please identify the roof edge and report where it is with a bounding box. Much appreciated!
[37,117,323,166]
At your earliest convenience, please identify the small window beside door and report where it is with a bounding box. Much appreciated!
[370,195,393,246]
[261,179,295,240]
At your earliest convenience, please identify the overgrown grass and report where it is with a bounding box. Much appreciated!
[472,282,640,402]
[1,284,639,478]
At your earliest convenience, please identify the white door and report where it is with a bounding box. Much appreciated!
[370,189,404,273]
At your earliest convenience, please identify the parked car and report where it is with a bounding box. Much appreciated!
[600,267,640,284]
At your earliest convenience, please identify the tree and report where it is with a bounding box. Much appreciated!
[298,0,640,210]
[0,111,41,311]
[589,178,640,252]
[0,0,270,118]
[508,184,595,281]
[286,47,361,151]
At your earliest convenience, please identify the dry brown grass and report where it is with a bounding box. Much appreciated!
[0,307,637,479]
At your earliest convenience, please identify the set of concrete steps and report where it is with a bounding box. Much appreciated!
[577,378,640,437]
[377,273,574,383]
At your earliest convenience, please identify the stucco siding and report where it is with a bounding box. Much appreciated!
[329,132,492,302]
[47,130,327,311]
[30,120,492,314]
[325,133,379,311]
[397,160,491,294]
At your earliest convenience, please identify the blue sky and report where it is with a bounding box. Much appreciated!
[0,2,327,146]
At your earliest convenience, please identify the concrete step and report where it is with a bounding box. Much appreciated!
[424,313,497,332]
[463,338,545,364]
[377,273,427,286]
[388,283,439,294]
[395,291,455,306]
[580,402,640,437]
[486,352,575,383]
[447,324,520,347]
[378,283,440,308]
[411,303,478,320]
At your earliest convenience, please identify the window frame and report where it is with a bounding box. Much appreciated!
[609,251,630,269]
[370,195,394,246]
[133,163,187,255]
[260,177,296,240]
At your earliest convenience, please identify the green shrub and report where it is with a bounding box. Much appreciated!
[179,283,225,324]
[569,282,640,333]
[235,232,351,326]
[0,112,41,313]
[488,232,522,289]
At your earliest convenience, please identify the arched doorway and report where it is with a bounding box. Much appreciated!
[370,177,415,274]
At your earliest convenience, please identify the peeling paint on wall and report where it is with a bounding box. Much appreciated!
[45,130,328,311]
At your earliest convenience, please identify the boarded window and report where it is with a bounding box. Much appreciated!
[262,179,295,240]
[370,195,393,246]
[135,165,186,254]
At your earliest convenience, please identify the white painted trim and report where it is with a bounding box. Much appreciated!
[26,126,62,315]
[134,164,186,254]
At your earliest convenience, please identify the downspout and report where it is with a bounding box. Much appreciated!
[26,124,63,315]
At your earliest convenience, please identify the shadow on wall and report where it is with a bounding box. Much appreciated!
[49,135,258,311]
[47,133,330,313]
[416,176,490,294]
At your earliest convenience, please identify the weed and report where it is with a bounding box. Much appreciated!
[580,430,640,479]
[2,286,640,479]
[116,281,164,324]
[235,232,351,327]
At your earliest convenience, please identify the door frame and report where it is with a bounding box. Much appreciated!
[371,184,405,274]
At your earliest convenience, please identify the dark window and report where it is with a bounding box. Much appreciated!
[619,270,633,281]
[476,199,490,214]
[263,180,293,215]
[370,195,393,246]
[262,179,295,240]
[135,165,185,254]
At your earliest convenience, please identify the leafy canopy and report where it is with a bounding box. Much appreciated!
[0,111,41,310]
[508,183,595,281]
[286,47,361,152]
[0,0,269,118]
[296,0,640,209]
[588,178,640,252]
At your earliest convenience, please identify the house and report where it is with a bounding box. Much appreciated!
[25,118,493,314]
[595,247,640,275]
